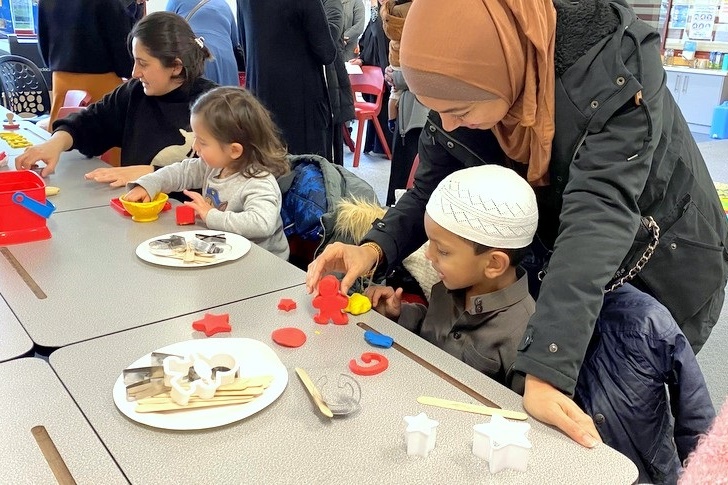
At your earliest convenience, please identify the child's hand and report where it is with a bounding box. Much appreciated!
[183,189,213,221]
[364,285,404,319]
[384,65,394,86]
[123,186,151,202]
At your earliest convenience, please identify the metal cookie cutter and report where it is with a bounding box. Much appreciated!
[316,373,362,416]
[124,352,180,401]
[163,353,239,406]
[188,238,227,255]
[148,235,187,252]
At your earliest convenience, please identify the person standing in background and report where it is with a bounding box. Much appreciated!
[237,0,336,157]
[38,0,134,128]
[121,0,147,23]
[18,12,217,187]
[351,0,392,156]
[342,0,366,62]
[165,0,241,86]
[323,0,355,166]
[380,0,427,205]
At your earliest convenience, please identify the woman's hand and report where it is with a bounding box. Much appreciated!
[84,165,153,187]
[306,242,379,294]
[15,134,71,177]
[523,374,602,448]
[349,58,363,66]
[183,190,213,221]
[365,285,403,319]
[123,186,151,202]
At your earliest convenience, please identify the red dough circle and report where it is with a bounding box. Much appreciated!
[271,327,307,348]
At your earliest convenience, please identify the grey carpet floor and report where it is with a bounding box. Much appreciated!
[697,138,728,410]
[343,134,728,410]
[341,149,391,204]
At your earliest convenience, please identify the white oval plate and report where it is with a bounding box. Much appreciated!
[113,338,289,430]
[135,230,251,268]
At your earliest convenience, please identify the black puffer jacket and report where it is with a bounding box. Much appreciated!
[363,0,728,394]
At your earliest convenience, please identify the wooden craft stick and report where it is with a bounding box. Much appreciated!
[137,395,252,405]
[135,397,255,413]
[214,387,266,397]
[146,387,266,400]
[159,252,214,264]
[295,367,333,418]
[218,376,274,391]
[417,396,528,421]
[31,426,77,485]
[131,375,274,402]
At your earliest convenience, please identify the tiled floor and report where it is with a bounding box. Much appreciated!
[341,149,391,204]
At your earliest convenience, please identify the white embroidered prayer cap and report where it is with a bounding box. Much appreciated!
[425,165,538,249]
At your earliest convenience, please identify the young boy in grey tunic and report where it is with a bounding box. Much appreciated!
[124,87,291,260]
[366,165,538,393]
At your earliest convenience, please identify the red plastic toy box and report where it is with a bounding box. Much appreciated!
[0,171,55,245]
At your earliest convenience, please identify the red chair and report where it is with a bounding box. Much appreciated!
[55,90,91,120]
[55,105,83,123]
[348,65,392,168]
[63,89,91,108]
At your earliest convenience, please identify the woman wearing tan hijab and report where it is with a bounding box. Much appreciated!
[307,0,726,477]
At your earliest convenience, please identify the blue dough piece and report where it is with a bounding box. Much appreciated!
[364,330,394,348]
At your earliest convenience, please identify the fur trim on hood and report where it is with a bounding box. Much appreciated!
[334,198,387,245]
[554,0,620,78]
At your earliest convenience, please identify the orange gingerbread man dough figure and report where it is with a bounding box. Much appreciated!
[312,275,349,325]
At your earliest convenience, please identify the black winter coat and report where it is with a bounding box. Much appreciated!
[322,0,355,125]
[237,0,336,157]
[38,0,133,78]
[364,0,728,394]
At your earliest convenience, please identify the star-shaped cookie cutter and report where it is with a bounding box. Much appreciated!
[472,414,532,473]
[162,353,240,406]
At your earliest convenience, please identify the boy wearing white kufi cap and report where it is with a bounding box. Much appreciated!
[366,165,538,393]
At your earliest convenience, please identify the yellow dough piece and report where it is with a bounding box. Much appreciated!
[345,292,372,315]
[0,131,32,148]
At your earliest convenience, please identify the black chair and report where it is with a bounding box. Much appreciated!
[0,55,51,122]
[7,35,53,90]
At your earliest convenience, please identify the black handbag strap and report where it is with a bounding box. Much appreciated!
[185,0,211,21]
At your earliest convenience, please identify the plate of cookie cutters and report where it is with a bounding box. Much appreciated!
[135,230,251,268]
[113,338,289,430]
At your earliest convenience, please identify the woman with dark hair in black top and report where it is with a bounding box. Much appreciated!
[17,12,217,188]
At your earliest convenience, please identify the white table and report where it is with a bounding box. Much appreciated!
[50,286,638,484]
[0,358,127,484]
[0,205,305,348]
[0,109,124,213]
[0,297,33,362]
[37,150,126,213]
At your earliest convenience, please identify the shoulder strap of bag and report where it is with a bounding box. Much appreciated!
[185,0,211,22]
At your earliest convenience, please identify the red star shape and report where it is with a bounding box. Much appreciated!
[192,312,231,337]
[277,298,297,312]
